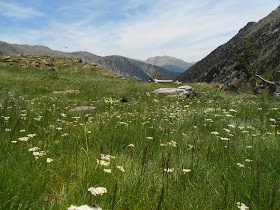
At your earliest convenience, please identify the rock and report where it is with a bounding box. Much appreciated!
[72,106,97,111]
[20,63,27,67]
[2,56,11,61]
[45,63,54,67]
[175,80,182,85]
[152,88,178,95]
[31,62,40,67]
[76,58,83,63]
[18,52,24,57]
[152,86,196,97]
[53,90,80,94]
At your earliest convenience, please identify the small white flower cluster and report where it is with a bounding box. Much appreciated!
[32,151,46,159]
[100,154,116,161]
[223,128,231,133]
[128,144,135,148]
[164,168,174,173]
[117,165,125,172]
[237,163,245,168]
[118,122,128,126]
[47,158,53,163]
[28,147,40,152]
[68,204,101,210]
[163,168,192,173]
[160,141,177,147]
[3,116,10,121]
[18,137,29,142]
[27,134,37,138]
[61,113,67,118]
[96,154,116,166]
[269,118,276,122]
[28,146,47,159]
[18,134,37,142]
[181,169,191,173]
[88,187,107,196]
[237,202,249,210]
[96,159,110,166]
[103,169,111,173]
[205,118,214,123]
[33,115,42,121]
[97,154,117,173]
[104,97,119,104]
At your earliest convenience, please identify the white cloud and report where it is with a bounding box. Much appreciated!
[0,0,279,61]
[0,2,43,19]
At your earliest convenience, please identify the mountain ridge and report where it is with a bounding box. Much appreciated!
[0,41,179,81]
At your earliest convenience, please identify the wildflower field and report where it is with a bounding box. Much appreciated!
[0,59,280,209]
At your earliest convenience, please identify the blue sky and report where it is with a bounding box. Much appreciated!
[0,0,279,62]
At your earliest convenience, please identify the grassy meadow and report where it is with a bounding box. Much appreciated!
[0,56,280,209]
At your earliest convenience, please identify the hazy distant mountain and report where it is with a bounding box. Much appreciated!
[0,41,179,81]
[177,5,280,87]
[145,55,193,72]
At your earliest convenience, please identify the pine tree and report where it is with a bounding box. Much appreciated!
[233,40,260,88]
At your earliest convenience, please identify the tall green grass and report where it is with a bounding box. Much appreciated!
[0,63,279,209]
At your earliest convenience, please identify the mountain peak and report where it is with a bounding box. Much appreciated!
[145,55,193,72]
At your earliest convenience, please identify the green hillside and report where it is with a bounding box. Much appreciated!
[0,54,280,209]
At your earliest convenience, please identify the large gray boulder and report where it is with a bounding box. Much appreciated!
[152,86,196,97]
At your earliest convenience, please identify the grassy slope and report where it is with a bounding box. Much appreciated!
[0,58,280,209]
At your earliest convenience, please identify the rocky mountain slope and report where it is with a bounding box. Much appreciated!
[145,55,193,73]
[177,6,280,87]
[0,42,179,81]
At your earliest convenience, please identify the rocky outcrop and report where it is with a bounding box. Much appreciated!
[152,86,197,97]
[177,6,280,87]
